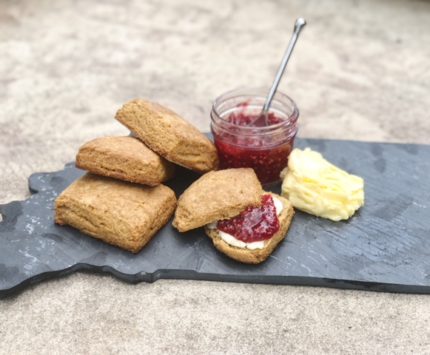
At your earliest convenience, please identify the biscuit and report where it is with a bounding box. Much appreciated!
[173,168,263,232]
[76,136,175,186]
[55,174,177,253]
[115,99,218,173]
[205,193,294,264]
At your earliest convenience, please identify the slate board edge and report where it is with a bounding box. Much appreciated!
[1,137,430,298]
[1,263,430,299]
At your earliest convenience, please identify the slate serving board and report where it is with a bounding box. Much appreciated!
[1,138,430,298]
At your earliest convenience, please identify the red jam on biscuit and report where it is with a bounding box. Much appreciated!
[211,89,299,184]
[217,194,280,243]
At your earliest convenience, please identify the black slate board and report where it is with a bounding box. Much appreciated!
[1,138,430,298]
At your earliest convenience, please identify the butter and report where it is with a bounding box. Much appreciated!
[218,231,266,250]
[207,196,284,250]
[273,197,284,216]
[281,148,364,221]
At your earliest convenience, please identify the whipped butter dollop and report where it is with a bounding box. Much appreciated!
[207,196,284,250]
[281,148,364,221]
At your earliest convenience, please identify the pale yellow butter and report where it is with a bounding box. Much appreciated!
[280,148,364,221]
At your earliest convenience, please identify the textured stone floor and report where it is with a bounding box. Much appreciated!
[1,0,430,354]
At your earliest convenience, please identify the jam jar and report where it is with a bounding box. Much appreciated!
[210,88,299,184]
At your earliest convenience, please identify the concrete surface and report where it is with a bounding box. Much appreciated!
[0,0,430,353]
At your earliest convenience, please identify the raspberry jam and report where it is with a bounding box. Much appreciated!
[211,88,299,184]
[214,111,294,184]
[217,194,280,243]
[227,110,281,126]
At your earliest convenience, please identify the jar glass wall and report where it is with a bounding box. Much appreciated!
[210,87,299,184]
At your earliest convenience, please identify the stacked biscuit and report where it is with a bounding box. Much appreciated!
[172,168,294,264]
[55,99,218,253]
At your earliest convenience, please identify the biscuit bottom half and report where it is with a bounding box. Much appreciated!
[204,194,294,264]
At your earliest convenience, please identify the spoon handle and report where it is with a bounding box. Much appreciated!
[262,18,306,114]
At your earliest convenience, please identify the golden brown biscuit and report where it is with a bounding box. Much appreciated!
[205,193,294,264]
[115,99,218,173]
[55,174,177,253]
[76,136,175,186]
[173,168,263,232]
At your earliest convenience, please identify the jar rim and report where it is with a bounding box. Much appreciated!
[211,87,299,132]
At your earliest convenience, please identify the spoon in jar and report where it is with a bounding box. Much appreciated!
[258,18,306,125]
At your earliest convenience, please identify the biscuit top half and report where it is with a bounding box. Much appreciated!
[173,168,263,232]
[115,99,218,173]
[77,136,169,164]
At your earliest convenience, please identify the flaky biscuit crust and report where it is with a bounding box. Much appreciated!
[173,168,263,232]
[76,136,175,186]
[115,99,218,173]
[204,193,294,264]
[55,174,177,253]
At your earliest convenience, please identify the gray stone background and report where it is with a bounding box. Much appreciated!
[1,0,430,353]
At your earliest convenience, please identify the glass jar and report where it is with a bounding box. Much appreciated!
[210,87,299,185]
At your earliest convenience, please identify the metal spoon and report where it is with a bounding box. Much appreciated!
[261,18,307,120]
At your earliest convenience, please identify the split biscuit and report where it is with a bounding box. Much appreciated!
[115,99,218,173]
[173,168,263,232]
[55,174,177,253]
[205,193,295,264]
[76,136,175,186]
